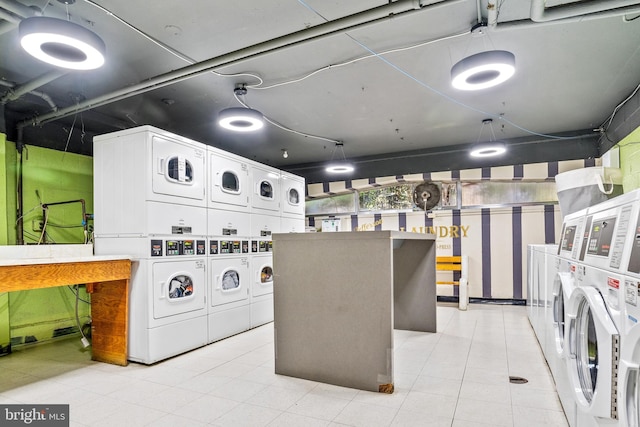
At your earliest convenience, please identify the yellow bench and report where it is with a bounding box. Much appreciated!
[436,255,468,310]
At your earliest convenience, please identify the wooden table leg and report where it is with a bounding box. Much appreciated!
[87,280,129,366]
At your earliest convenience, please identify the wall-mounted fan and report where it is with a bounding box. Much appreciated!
[413,181,441,211]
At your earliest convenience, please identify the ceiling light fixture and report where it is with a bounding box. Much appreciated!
[19,16,106,70]
[451,50,515,91]
[218,85,264,132]
[282,149,288,159]
[218,107,264,132]
[325,142,354,174]
[469,118,507,158]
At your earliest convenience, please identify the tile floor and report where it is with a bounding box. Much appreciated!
[0,303,568,426]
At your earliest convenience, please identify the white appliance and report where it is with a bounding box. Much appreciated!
[93,126,207,237]
[250,162,281,215]
[250,213,280,327]
[207,209,251,343]
[208,147,251,213]
[618,198,640,427]
[280,171,305,217]
[528,244,557,353]
[95,236,208,364]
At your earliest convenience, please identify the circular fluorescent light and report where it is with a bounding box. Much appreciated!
[19,17,106,70]
[325,162,355,174]
[451,50,515,91]
[218,107,264,132]
[469,142,507,158]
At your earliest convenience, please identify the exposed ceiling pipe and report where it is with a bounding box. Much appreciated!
[0,70,66,104]
[18,0,459,130]
[0,79,58,112]
[530,0,640,22]
[0,0,40,18]
[0,7,20,23]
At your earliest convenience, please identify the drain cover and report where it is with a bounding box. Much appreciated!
[509,376,528,384]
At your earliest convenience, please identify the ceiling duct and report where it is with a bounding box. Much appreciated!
[530,0,640,22]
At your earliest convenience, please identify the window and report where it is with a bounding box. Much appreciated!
[166,156,194,183]
[221,171,240,193]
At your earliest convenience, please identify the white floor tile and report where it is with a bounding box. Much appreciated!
[0,304,569,427]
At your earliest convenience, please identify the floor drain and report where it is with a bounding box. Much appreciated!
[509,376,528,384]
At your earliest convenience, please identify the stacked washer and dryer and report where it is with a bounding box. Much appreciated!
[531,189,640,427]
[93,126,305,364]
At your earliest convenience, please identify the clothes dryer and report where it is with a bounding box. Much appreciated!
[95,236,208,364]
[280,172,305,217]
[207,210,251,343]
[250,162,281,215]
[93,126,207,237]
[207,147,250,213]
[251,251,274,328]
[528,244,557,352]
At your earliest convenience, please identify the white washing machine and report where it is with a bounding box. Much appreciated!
[250,162,281,215]
[618,197,640,427]
[95,236,208,364]
[565,269,621,427]
[208,146,251,213]
[207,210,251,343]
[251,250,274,328]
[280,171,305,217]
[93,125,207,237]
[528,244,557,353]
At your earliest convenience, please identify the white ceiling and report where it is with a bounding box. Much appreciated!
[1,0,640,182]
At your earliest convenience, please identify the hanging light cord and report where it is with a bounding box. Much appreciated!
[296,0,578,141]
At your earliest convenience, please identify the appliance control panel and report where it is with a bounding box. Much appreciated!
[209,240,250,255]
[151,239,206,256]
[252,240,273,253]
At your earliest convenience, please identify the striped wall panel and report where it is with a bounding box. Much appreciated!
[307,206,563,300]
[306,159,602,198]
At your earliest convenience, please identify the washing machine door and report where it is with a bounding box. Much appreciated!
[153,260,206,319]
[253,257,274,297]
[152,135,206,202]
[620,325,640,427]
[552,272,573,358]
[281,174,305,216]
[251,165,280,213]
[210,258,250,307]
[209,150,250,210]
[566,286,620,419]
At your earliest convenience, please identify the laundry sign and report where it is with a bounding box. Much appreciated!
[406,225,470,238]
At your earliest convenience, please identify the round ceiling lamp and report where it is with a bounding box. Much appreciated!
[325,142,354,174]
[326,161,355,174]
[19,16,106,70]
[451,50,515,91]
[218,107,264,132]
[469,141,507,157]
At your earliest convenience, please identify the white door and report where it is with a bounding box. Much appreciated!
[208,148,250,211]
[281,173,305,216]
[210,257,250,307]
[620,325,640,427]
[251,164,280,213]
[252,255,273,297]
[152,134,206,203]
[566,286,619,419]
[153,259,207,319]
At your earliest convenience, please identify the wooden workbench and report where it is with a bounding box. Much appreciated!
[0,254,131,366]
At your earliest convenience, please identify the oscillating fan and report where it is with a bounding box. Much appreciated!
[413,181,441,211]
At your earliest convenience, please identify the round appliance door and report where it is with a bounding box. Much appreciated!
[566,286,620,419]
[620,326,640,427]
[552,272,573,358]
[210,257,250,307]
[252,256,273,297]
[153,260,206,319]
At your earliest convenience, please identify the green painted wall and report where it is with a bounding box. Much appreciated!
[0,134,17,354]
[0,140,93,347]
[618,126,640,192]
